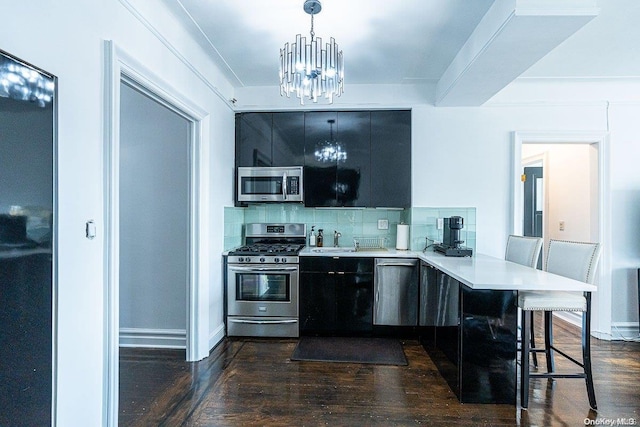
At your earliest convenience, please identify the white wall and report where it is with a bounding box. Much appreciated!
[119,82,189,341]
[0,1,235,425]
[410,99,640,338]
[411,104,606,257]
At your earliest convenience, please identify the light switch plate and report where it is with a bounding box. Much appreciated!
[377,219,389,230]
[437,218,444,230]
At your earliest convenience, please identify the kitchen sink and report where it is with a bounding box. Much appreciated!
[310,247,356,253]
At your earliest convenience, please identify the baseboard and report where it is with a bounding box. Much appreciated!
[209,323,226,351]
[552,313,640,342]
[610,322,640,341]
[553,311,581,328]
[119,327,187,349]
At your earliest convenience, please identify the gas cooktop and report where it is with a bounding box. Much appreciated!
[229,243,305,256]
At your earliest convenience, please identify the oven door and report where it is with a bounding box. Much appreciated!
[227,264,298,318]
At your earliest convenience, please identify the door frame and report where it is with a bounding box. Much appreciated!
[103,40,210,426]
[511,131,611,340]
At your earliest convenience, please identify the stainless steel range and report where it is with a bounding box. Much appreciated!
[226,223,306,337]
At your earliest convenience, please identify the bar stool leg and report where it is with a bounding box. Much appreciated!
[521,309,531,409]
[530,316,538,368]
[544,311,555,373]
[583,294,597,410]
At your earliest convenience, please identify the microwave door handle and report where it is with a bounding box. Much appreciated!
[282,171,288,200]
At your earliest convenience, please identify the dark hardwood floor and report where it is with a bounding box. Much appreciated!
[119,316,640,426]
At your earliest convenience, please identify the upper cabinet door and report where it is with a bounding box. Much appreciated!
[235,113,273,167]
[304,111,339,207]
[336,111,371,207]
[370,110,411,208]
[236,110,411,208]
[272,112,305,167]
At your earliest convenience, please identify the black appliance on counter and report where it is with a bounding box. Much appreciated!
[226,223,306,338]
[434,216,473,257]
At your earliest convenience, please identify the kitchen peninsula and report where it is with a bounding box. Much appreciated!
[299,247,596,405]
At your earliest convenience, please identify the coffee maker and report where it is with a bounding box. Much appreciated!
[434,216,473,257]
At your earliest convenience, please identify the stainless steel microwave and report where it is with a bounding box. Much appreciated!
[237,166,303,203]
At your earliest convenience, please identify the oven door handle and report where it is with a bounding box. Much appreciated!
[228,318,298,325]
[229,266,298,272]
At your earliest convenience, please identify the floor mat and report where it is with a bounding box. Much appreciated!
[291,336,408,366]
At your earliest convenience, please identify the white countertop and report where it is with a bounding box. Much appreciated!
[299,247,596,293]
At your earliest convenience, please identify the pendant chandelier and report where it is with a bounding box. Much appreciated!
[279,0,344,105]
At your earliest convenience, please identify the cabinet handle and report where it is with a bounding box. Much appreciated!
[337,271,345,275]
[328,271,335,275]
[377,262,416,267]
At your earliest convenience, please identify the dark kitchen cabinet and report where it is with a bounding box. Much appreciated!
[304,111,371,207]
[371,110,411,208]
[299,257,373,334]
[420,260,517,404]
[235,110,411,208]
[235,112,305,167]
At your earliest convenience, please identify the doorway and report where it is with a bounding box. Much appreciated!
[104,41,209,427]
[118,80,190,349]
[512,131,611,337]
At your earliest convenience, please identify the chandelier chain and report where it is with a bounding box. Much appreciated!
[310,14,315,40]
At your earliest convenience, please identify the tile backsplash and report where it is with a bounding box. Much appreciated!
[224,205,476,253]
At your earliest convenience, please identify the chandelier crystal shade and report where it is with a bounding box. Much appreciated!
[279,0,344,105]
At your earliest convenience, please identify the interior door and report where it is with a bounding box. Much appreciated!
[523,166,543,268]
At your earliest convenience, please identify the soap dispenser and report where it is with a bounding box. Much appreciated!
[309,226,317,247]
[317,229,324,247]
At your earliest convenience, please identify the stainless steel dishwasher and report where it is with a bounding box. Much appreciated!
[374,258,419,326]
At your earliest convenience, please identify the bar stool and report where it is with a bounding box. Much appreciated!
[518,239,602,409]
[506,235,544,367]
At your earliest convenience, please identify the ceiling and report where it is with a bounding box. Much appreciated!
[168,0,640,105]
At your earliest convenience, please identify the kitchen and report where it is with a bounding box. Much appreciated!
[1,0,639,426]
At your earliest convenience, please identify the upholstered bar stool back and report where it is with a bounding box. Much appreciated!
[505,235,544,268]
[545,240,600,284]
[518,239,601,410]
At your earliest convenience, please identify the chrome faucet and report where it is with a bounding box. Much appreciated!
[334,230,342,247]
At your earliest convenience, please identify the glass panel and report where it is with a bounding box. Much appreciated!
[0,50,55,426]
[236,273,290,302]
[241,176,283,195]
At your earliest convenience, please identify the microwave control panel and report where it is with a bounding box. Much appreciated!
[287,176,300,195]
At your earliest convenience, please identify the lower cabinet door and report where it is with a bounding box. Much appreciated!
[299,272,336,333]
[336,273,373,333]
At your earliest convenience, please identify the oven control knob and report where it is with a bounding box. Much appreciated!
[281,257,287,263]
[260,257,265,263]
[238,257,244,263]
[274,257,280,263]
[245,257,251,263]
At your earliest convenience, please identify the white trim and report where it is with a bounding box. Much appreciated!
[553,311,581,328]
[209,323,226,350]
[119,328,187,349]
[103,40,210,427]
[512,131,612,341]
